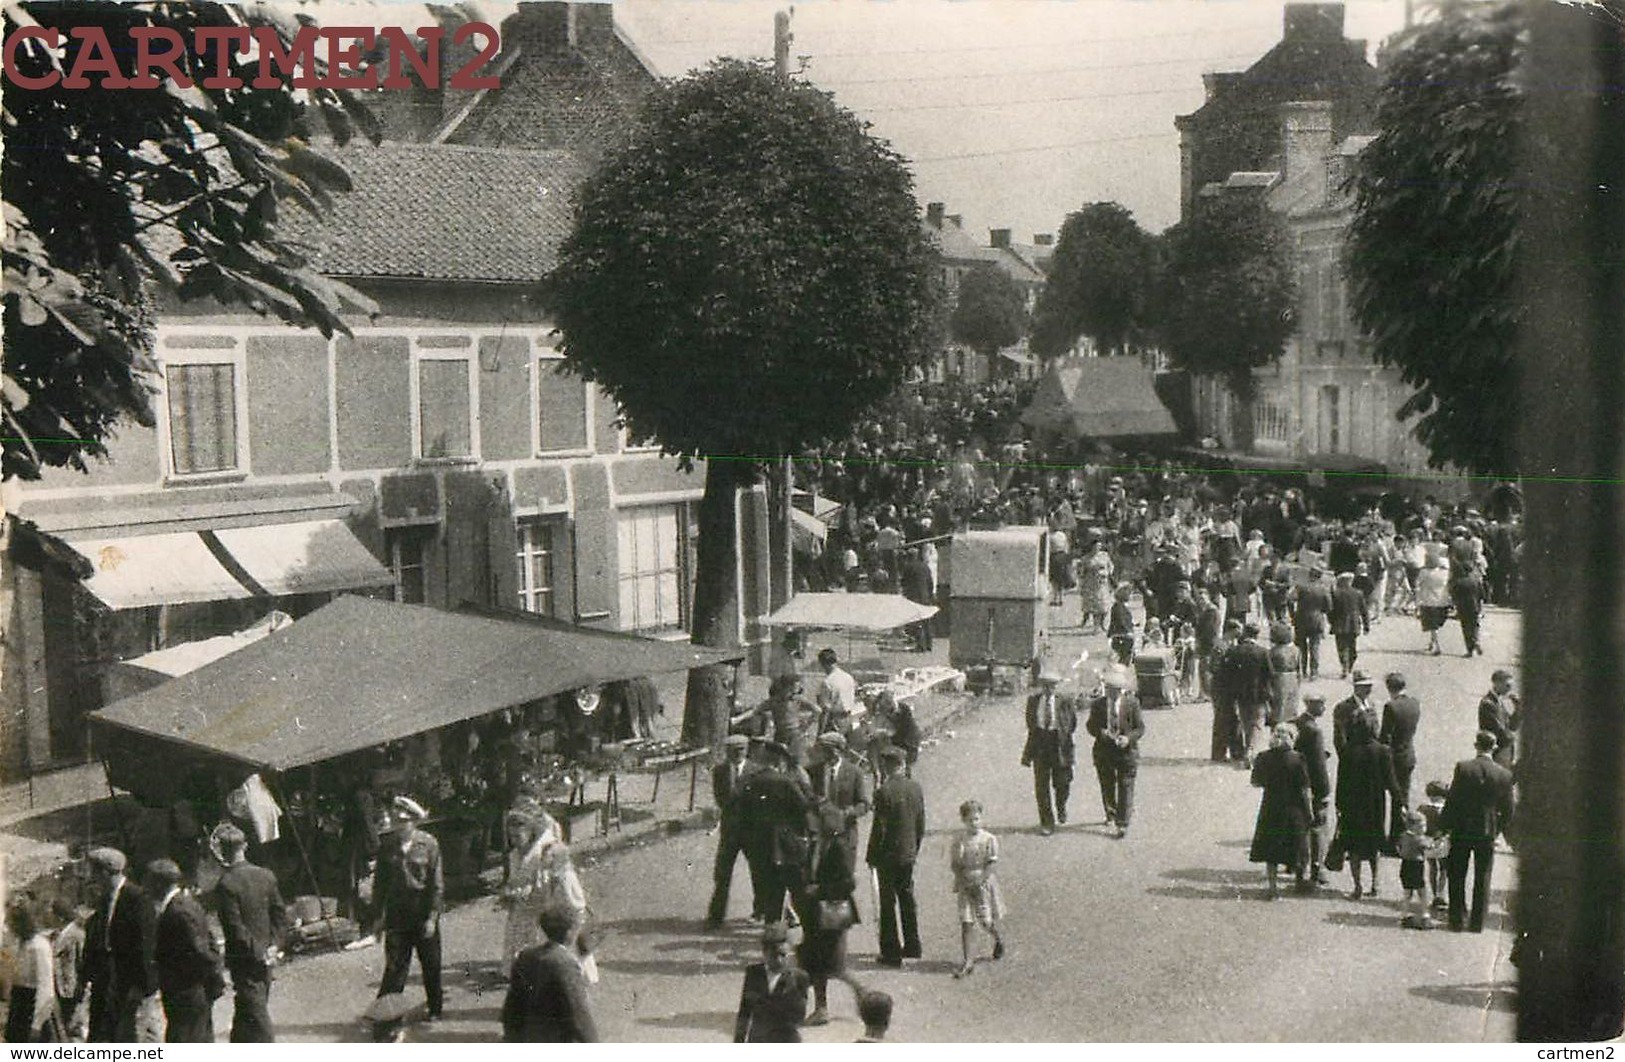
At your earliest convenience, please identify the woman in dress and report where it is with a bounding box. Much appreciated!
[1265,623,1301,729]
[1077,539,1115,634]
[538,843,598,984]
[499,802,561,964]
[1414,554,1452,655]
[793,806,859,1026]
[1249,725,1314,898]
[1334,713,1403,899]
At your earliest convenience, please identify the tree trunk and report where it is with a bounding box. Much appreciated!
[1227,371,1257,452]
[682,459,757,749]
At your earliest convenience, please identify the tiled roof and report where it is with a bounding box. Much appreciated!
[282,142,585,283]
[926,222,1047,285]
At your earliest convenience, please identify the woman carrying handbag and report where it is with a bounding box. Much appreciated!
[793,806,859,1028]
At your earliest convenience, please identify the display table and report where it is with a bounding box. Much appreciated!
[620,740,710,812]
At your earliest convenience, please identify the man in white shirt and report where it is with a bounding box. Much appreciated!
[815,648,860,733]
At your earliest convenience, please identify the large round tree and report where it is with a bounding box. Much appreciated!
[1345,1,1524,475]
[950,263,1028,367]
[546,60,943,745]
[1030,201,1159,358]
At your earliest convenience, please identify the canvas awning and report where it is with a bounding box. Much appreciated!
[72,532,253,610]
[766,592,937,632]
[90,595,743,776]
[791,507,828,553]
[1020,357,1179,441]
[69,521,393,610]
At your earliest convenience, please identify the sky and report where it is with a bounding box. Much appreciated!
[330,0,1414,237]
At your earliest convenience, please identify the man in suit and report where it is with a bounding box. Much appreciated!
[808,731,871,859]
[1329,570,1368,678]
[706,734,758,929]
[83,846,159,1043]
[1085,666,1146,838]
[502,903,599,1042]
[212,823,288,1042]
[1380,672,1423,844]
[1476,669,1521,770]
[1291,566,1333,679]
[737,742,816,925]
[732,924,810,1043]
[1332,671,1380,759]
[1293,692,1333,887]
[373,796,444,1020]
[866,746,926,967]
[1440,731,1517,932]
[1226,622,1274,765]
[1021,669,1078,836]
[144,859,220,1043]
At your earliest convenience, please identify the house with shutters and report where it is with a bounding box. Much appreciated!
[0,2,782,781]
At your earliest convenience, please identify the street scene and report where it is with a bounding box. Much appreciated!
[1,0,1617,1047]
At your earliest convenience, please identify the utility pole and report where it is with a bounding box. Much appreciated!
[771,7,796,614]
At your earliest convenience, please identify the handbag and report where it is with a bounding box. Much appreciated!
[816,898,855,933]
[1324,829,1346,872]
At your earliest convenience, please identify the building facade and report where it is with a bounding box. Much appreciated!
[0,3,780,781]
[923,203,1049,384]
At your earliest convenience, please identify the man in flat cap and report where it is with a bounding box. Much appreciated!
[1293,693,1333,887]
[706,734,758,929]
[732,924,810,1043]
[373,796,444,1021]
[83,846,159,1043]
[1329,570,1369,678]
[737,742,815,925]
[1291,566,1333,679]
[1085,666,1146,838]
[1021,668,1078,836]
[145,859,221,1042]
[212,822,287,1041]
[867,746,926,967]
[809,730,871,861]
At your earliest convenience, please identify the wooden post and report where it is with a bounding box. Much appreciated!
[1515,0,1625,1041]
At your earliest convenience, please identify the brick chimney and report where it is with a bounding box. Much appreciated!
[990,229,1012,249]
[926,202,945,229]
[1281,100,1335,205]
[1202,71,1242,103]
[1283,3,1346,42]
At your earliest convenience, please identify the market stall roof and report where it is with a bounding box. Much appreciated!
[765,592,937,632]
[90,595,743,774]
[1019,357,1179,440]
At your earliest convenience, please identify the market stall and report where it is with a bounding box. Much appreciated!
[88,595,743,908]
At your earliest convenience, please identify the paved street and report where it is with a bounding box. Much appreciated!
[250,599,1520,1043]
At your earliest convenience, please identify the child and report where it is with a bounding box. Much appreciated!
[1397,810,1435,929]
[949,800,1006,979]
[50,901,87,1043]
[1418,781,1452,912]
[855,990,894,1042]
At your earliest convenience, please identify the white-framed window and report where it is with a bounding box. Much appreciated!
[159,335,249,479]
[1254,394,1292,443]
[412,337,477,460]
[617,504,689,632]
[387,526,433,604]
[516,518,559,616]
[532,345,591,454]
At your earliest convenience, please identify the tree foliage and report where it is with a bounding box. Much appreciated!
[949,263,1027,357]
[1,2,381,482]
[1345,2,1524,475]
[1158,194,1296,397]
[1029,202,1159,358]
[547,60,943,462]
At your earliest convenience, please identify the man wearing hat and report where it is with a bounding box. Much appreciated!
[867,746,926,967]
[1021,669,1079,835]
[145,859,221,1042]
[732,924,810,1042]
[1290,566,1333,679]
[809,731,871,860]
[1293,693,1333,887]
[1439,731,1516,932]
[82,846,159,1043]
[1329,570,1369,678]
[1085,667,1146,838]
[1227,622,1275,766]
[212,822,288,1041]
[706,734,759,929]
[737,742,816,925]
[1332,671,1380,759]
[373,796,444,1021]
